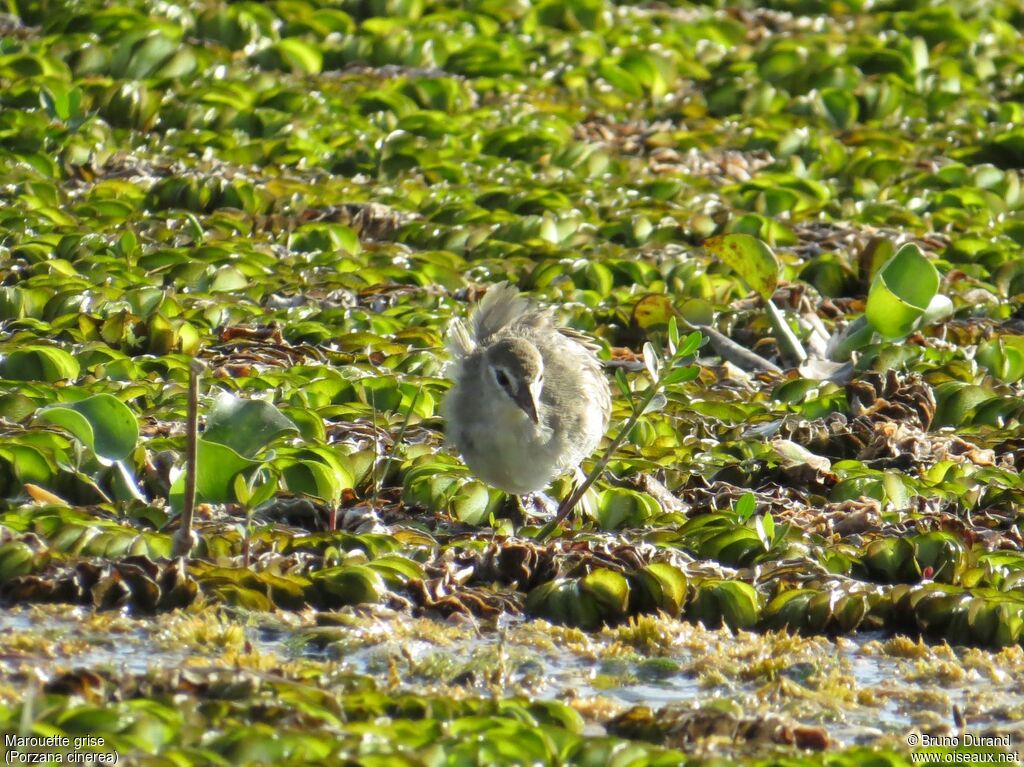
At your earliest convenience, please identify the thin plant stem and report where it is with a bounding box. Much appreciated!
[173,359,204,558]
[367,388,378,504]
[377,383,422,499]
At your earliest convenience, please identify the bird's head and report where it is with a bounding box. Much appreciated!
[484,338,544,424]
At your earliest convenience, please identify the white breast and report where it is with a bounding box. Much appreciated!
[459,399,560,495]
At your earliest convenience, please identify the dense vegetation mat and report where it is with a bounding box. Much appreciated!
[1,0,1023,763]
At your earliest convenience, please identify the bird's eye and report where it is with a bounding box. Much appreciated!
[495,369,510,388]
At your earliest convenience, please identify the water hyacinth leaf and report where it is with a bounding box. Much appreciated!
[313,564,386,606]
[203,393,299,458]
[367,555,424,586]
[38,394,139,462]
[864,243,940,339]
[0,541,36,582]
[862,537,918,583]
[702,527,765,567]
[275,38,323,74]
[0,445,56,486]
[704,233,780,300]
[125,32,180,78]
[932,382,993,427]
[920,293,954,326]
[771,439,831,472]
[41,82,82,122]
[631,563,687,615]
[679,298,714,327]
[169,439,259,512]
[690,580,759,631]
[913,532,966,583]
[290,223,360,256]
[882,471,910,510]
[552,581,603,630]
[282,459,344,503]
[450,480,495,525]
[764,589,815,631]
[35,407,93,454]
[994,603,1024,647]
[579,569,630,621]
[820,87,858,128]
[977,335,1024,382]
[596,488,659,530]
[631,293,674,330]
[0,346,80,382]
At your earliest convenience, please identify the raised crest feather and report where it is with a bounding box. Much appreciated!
[470,282,533,343]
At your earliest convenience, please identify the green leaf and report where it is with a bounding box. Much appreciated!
[450,480,494,525]
[0,346,80,382]
[641,392,667,415]
[41,83,82,122]
[865,243,940,339]
[579,569,630,620]
[641,341,660,380]
[596,488,658,529]
[282,459,343,503]
[127,32,179,78]
[667,316,680,353]
[679,298,714,328]
[978,335,1024,382]
[820,87,858,128]
[614,368,631,399]
[690,580,760,631]
[734,492,756,522]
[704,233,781,300]
[0,443,55,485]
[276,39,323,74]
[635,563,687,615]
[169,439,259,512]
[38,394,139,462]
[631,293,674,330]
[313,564,386,606]
[204,393,299,458]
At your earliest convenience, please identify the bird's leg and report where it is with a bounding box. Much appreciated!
[517,492,559,520]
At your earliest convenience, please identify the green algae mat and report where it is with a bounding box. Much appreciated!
[1,0,1024,764]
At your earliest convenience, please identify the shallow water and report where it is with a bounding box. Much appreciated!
[2,605,1022,748]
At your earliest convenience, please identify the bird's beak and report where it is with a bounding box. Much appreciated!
[513,387,539,424]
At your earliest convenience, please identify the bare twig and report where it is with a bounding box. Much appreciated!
[692,323,781,373]
[764,298,807,365]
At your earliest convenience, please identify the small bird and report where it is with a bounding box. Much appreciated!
[443,282,611,500]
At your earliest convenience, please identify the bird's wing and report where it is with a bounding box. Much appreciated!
[471,281,532,343]
[557,326,603,354]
